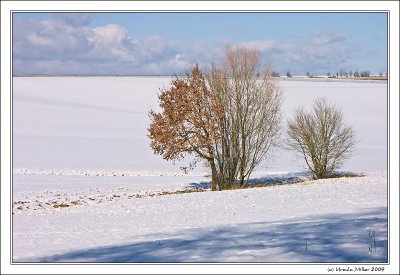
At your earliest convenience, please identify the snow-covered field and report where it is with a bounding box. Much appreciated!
[13,76,387,173]
[13,173,387,263]
[12,77,388,263]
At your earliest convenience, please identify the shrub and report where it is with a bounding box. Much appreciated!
[286,98,357,179]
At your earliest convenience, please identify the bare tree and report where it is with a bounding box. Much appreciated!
[360,70,371,77]
[271,71,280,77]
[208,46,282,189]
[148,65,223,190]
[338,68,346,77]
[286,98,357,179]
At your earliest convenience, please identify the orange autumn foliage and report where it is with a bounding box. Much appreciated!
[148,65,223,169]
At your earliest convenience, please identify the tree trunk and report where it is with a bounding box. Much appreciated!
[210,160,218,191]
[239,176,245,186]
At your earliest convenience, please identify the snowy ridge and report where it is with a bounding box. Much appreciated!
[13,168,310,178]
[12,186,206,215]
[13,168,206,177]
[12,171,311,215]
[12,172,384,216]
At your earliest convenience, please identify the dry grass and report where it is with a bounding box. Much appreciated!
[13,201,30,205]
[222,179,307,191]
[53,203,70,208]
[334,77,387,81]
[219,173,364,190]
[155,189,206,196]
[323,173,364,179]
[223,183,269,190]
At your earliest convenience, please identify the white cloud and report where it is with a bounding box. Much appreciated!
[13,17,92,62]
[142,54,194,75]
[128,36,178,61]
[13,17,195,75]
[26,32,54,46]
[13,16,376,76]
[87,24,136,62]
[311,32,347,45]
[237,39,277,52]
[52,13,94,27]
[90,24,128,45]
[169,54,192,70]
[230,32,359,75]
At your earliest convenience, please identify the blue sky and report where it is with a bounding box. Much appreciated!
[13,12,387,75]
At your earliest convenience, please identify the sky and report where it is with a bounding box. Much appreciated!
[12,12,388,75]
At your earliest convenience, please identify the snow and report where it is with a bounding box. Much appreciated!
[13,173,387,263]
[11,77,388,263]
[12,76,387,173]
[13,76,178,172]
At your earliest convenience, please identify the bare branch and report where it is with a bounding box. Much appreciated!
[286,97,358,179]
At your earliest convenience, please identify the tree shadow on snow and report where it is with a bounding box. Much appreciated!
[246,171,312,185]
[21,207,388,263]
[188,171,312,190]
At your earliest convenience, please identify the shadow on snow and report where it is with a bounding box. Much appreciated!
[188,171,312,190]
[21,207,388,263]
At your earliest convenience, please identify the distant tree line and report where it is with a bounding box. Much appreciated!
[329,69,373,78]
[268,69,387,78]
[327,69,386,78]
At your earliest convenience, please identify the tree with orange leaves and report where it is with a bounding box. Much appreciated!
[148,65,223,191]
[149,47,282,191]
